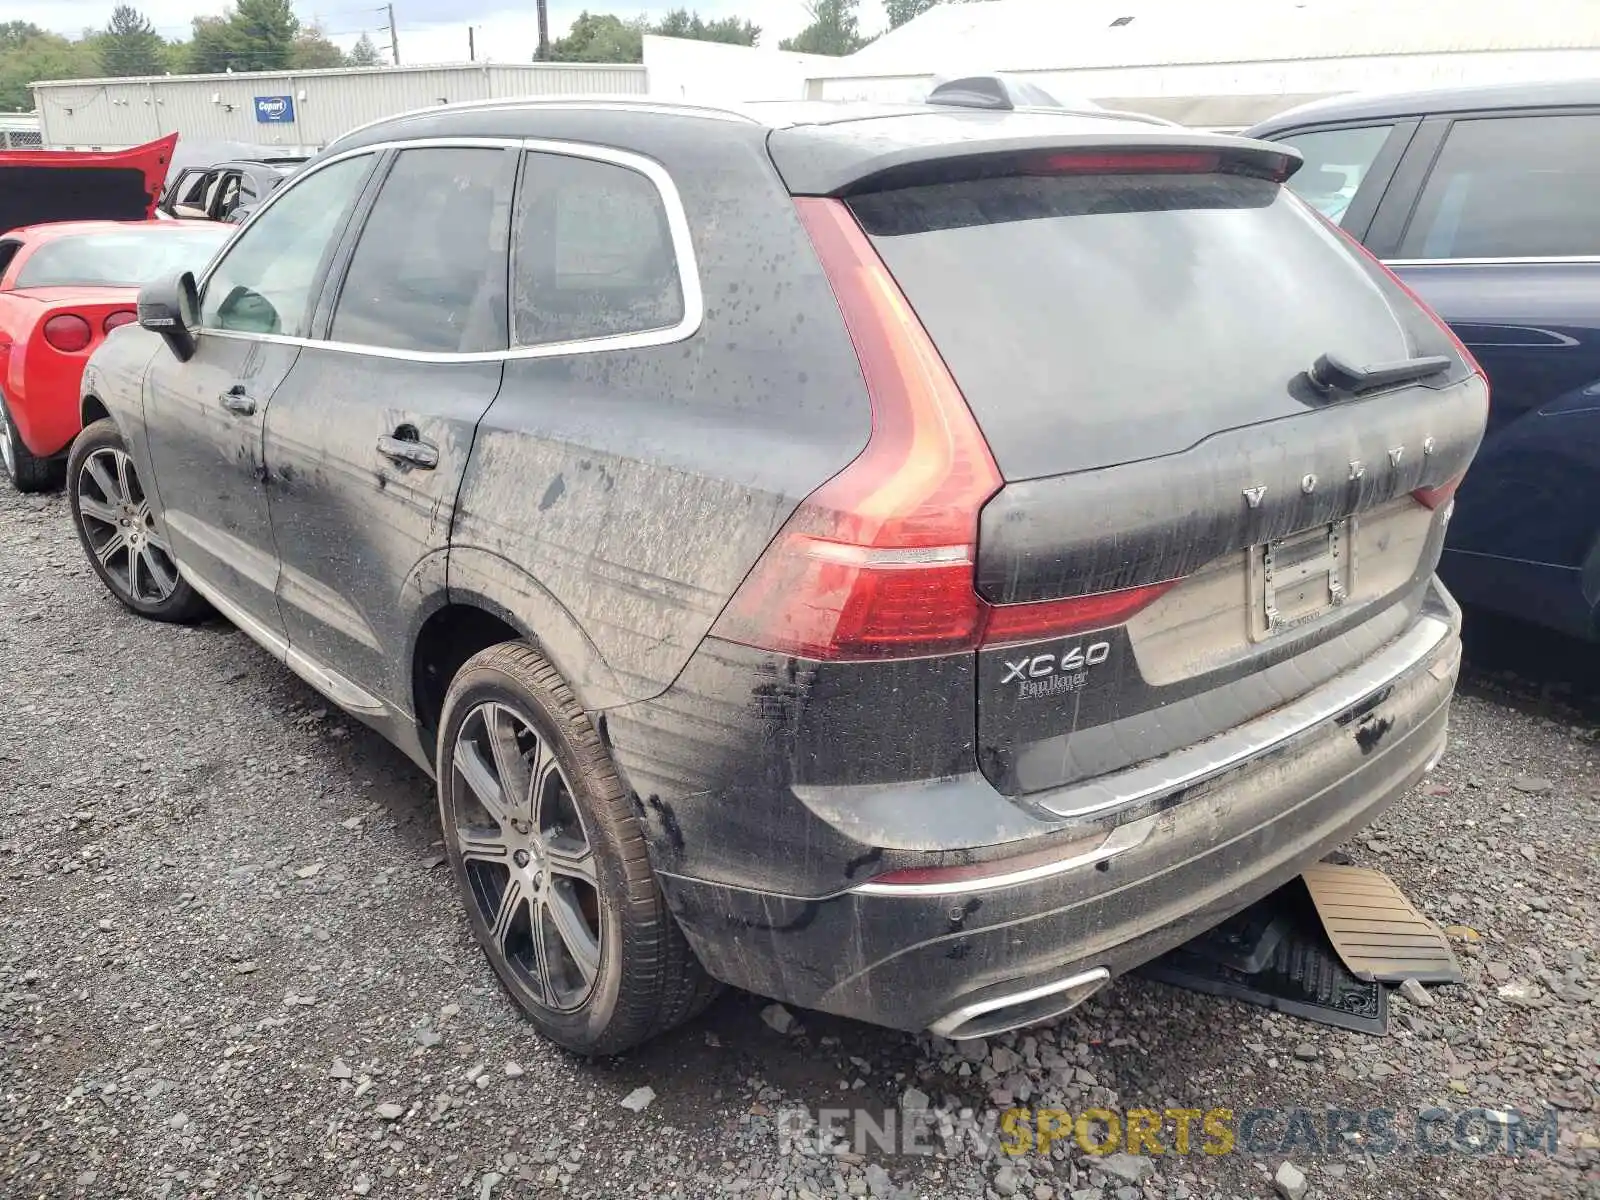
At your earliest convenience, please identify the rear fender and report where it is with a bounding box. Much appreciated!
[15,314,132,458]
[445,546,630,712]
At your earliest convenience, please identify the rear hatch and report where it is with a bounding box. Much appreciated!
[828,133,1486,796]
[0,135,178,235]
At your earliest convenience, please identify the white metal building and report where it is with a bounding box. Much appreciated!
[31,62,646,152]
[803,0,1600,128]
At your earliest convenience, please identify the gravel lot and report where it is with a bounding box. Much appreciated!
[3,482,1596,1200]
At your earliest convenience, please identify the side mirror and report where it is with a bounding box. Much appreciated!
[137,271,200,362]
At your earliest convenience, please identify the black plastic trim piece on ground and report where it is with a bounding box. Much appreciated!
[1138,881,1390,1035]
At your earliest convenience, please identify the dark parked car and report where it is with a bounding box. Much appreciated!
[71,93,1485,1053]
[159,157,304,224]
[1249,80,1600,641]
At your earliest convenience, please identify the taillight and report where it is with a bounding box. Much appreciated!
[1412,476,1462,511]
[709,196,1001,661]
[42,314,93,353]
[1028,151,1221,175]
[982,581,1178,648]
[710,198,1175,663]
[1022,149,1294,182]
[103,310,136,334]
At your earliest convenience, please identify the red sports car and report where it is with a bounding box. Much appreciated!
[0,219,231,490]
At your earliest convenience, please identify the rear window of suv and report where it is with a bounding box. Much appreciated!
[850,170,1410,480]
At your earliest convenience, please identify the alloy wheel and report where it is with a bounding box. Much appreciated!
[448,700,604,1013]
[0,402,15,479]
[75,447,179,604]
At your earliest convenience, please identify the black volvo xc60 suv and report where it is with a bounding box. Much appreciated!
[71,87,1487,1053]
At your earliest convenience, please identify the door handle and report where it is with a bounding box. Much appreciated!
[220,386,256,416]
[376,433,439,470]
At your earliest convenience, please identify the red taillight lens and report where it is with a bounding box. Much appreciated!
[982,581,1178,648]
[709,197,1002,661]
[1028,150,1222,175]
[42,314,93,353]
[711,198,1179,662]
[1412,476,1462,511]
[103,310,136,334]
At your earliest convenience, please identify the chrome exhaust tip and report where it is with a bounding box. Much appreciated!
[929,967,1111,1041]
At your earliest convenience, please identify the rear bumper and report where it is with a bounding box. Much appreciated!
[657,586,1461,1035]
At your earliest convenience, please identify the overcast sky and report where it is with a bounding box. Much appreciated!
[27,1,895,63]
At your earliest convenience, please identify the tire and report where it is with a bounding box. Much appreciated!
[437,641,719,1055]
[0,389,64,494]
[67,418,211,623]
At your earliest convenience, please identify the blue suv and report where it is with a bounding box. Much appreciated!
[1250,80,1600,641]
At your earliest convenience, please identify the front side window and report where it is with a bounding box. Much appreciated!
[1276,124,1395,225]
[1398,113,1600,259]
[511,151,685,347]
[200,154,373,337]
[329,146,512,353]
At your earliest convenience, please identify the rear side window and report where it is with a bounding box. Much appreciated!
[852,171,1411,480]
[1399,114,1600,259]
[331,147,512,354]
[1275,124,1394,224]
[510,151,684,347]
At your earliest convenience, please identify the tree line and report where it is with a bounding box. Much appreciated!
[548,0,968,62]
[1,1,382,111]
[2,0,973,113]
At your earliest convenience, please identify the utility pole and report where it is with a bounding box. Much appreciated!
[535,0,549,60]
[468,25,475,61]
[382,3,400,65]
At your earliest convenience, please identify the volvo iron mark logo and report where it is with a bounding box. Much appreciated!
[1242,439,1437,509]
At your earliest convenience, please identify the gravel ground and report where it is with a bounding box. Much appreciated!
[2,482,1596,1200]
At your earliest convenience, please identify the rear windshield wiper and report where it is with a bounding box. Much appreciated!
[1307,351,1453,396]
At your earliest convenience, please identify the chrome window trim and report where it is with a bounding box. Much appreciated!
[504,136,702,356]
[196,135,703,364]
[1383,255,1600,267]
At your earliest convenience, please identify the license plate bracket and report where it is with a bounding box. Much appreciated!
[1248,520,1353,641]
